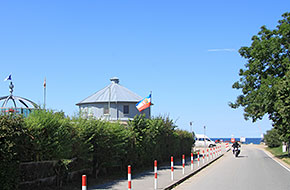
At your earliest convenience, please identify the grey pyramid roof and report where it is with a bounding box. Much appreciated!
[76,77,143,105]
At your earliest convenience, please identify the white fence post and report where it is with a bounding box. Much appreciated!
[171,156,174,181]
[128,165,131,190]
[82,175,87,190]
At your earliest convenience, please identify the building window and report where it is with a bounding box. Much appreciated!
[104,104,109,115]
[123,105,129,114]
[88,107,93,117]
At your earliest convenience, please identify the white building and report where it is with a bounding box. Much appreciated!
[76,77,150,121]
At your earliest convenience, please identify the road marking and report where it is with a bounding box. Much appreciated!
[263,149,290,173]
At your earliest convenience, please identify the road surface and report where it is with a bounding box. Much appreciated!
[174,145,290,190]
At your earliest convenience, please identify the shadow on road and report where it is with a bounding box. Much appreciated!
[237,155,248,158]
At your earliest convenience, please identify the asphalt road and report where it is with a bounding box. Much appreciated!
[174,145,290,190]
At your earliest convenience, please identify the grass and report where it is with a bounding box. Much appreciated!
[266,145,290,166]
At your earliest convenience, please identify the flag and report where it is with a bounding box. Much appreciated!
[4,74,12,81]
[44,77,46,88]
[136,94,151,112]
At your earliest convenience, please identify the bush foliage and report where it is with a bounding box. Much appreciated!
[0,114,25,190]
[264,128,282,148]
[0,110,194,189]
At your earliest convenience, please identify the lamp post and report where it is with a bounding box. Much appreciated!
[190,121,193,134]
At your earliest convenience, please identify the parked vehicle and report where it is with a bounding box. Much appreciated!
[194,134,216,148]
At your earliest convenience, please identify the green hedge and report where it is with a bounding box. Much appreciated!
[0,110,194,189]
[0,114,25,190]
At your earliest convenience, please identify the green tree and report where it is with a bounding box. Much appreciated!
[264,128,282,148]
[230,12,290,143]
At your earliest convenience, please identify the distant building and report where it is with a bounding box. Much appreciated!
[76,77,150,121]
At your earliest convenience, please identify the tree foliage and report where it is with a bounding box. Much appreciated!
[230,12,290,142]
[264,128,282,148]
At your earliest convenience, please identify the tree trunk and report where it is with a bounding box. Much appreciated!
[92,155,101,179]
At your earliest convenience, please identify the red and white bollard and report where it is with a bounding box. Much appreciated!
[128,165,132,190]
[82,175,87,190]
[202,150,205,164]
[171,156,174,181]
[182,154,185,175]
[154,160,157,190]
[191,153,194,170]
[225,143,229,151]
[197,152,200,167]
[207,149,209,162]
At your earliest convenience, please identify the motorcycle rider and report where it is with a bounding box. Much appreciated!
[232,141,241,154]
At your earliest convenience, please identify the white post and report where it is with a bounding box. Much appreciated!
[82,175,87,190]
[197,152,200,167]
[207,149,209,162]
[283,142,287,153]
[128,165,131,190]
[191,153,193,170]
[154,160,157,190]
[182,154,185,175]
[171,156,174,181]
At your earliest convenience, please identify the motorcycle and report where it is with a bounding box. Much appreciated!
[233,147,240,157]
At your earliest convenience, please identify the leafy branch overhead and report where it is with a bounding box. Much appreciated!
[230,12,290,141]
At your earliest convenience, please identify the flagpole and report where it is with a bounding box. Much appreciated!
[44,77,46,109]
[108,84,111,121]
[149,91,152,119]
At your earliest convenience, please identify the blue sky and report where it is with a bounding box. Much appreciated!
[0,0,289,138]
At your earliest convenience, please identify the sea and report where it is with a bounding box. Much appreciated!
[211,138,262,144]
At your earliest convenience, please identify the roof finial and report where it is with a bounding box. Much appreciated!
[9,81,14,94]
[110,77,119,84]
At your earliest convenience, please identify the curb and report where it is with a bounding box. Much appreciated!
[163,153,226,190]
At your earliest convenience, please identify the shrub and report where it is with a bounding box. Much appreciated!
[128,115,194,167]
[264,128,282,148]
[24,110,76,161]
[0,114,25,190]
[76,118,131,178]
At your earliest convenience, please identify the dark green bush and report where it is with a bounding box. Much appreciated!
[128,115,194,167]
[76,118,131,178]
[24,110,76,161]
[0,114,25,190]
[0,110,194,187]
[264,128,282,148]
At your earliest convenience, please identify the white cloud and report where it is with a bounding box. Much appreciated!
[208,48,236,52]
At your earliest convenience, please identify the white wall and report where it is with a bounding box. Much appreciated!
[79,102,150,121]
